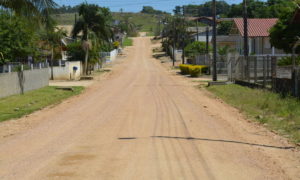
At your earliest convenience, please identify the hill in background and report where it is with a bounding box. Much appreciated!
[52,12,162,35]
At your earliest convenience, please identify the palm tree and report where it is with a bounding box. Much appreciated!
[40,27,67,80]
[0,0,57,17]
[72,4,113,75]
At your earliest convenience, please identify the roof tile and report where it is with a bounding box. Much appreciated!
[233,18,278,37]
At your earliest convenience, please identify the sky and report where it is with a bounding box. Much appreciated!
[55,0,248,13]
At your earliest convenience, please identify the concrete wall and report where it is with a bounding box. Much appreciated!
[50,61,81,80]
[169,46,182,61]
[0,68,49,98]
[110,49,118,62]
[100,49,119,63]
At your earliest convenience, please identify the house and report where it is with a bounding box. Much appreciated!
[60,37,75,61]
[230,18,284,55]
[215,35,239,50]
[187,27,212,43]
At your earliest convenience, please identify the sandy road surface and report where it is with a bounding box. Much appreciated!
[0,37,299,180]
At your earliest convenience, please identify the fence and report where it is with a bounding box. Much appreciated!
[193,53,300,97]
[193,54,229,75]
[0,62,49,74]
[228,55,300,98]
[0,67,49,98]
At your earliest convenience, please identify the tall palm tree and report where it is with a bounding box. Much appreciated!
[72,3,113,75]
[40,27,67,80]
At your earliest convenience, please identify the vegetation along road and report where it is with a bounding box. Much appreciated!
[0,37,299,180]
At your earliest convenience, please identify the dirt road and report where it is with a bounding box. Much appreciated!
[0,37,299,180]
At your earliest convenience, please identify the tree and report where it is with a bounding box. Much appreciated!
[161,16,191,58]
[217,21,233,35]
[227,0,295,18]
[0,13,39,65]
[270,5,300,54]
[0,0,57,17]
[72,4,113,75]
[40,27,67,79]
[184,41,208,58]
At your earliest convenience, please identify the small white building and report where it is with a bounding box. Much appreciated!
[49,61,82,80]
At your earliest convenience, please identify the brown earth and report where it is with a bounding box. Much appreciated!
[0,37,299,180]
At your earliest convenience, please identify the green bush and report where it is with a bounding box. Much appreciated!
[179,64,209,77]
[184,41,211,58]
[277,56,300,66]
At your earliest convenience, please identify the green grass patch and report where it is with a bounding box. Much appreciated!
[207,84,300,144]
[0,86,84,122]
[123,37,133,46]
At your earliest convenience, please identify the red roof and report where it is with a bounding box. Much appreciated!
[233,18,278,37]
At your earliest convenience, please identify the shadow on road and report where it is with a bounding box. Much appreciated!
[151,136,295,150]
[117,136,294,149]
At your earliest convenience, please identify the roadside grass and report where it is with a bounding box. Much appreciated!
[123,37,133,46]
[0,86,84,122]
[207,84,300,144]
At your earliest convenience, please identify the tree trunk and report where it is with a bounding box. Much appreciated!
[50,47,54,80]
[84,49,89,75]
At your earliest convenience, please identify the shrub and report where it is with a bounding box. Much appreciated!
[189,66,202,77]
[113,41,120,49]
[184,41,211,58]
[179,64,190,75]
[278,56,300,66]
[179,64,209,77]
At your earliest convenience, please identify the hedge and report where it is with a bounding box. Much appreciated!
[179,64,209,77]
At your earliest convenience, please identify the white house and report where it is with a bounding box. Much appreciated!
[230,18,285,56]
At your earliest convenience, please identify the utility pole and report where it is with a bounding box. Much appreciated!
[173,20,176,67]
[212,0,217,81]
[182,6,186,64]
[206,26,209,54]
[243,0,249,81]
[196,20,199,41]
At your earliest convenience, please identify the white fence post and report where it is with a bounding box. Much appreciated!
[31,64,33,70]
[8,65,11,73]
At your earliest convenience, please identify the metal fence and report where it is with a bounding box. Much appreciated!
[228,55,300,98]
[0,62,49,74]
[193,54,229,75]
[193,54,300,97]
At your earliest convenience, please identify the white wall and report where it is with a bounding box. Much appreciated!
[49,61,81,80]
[110,49,118,62]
